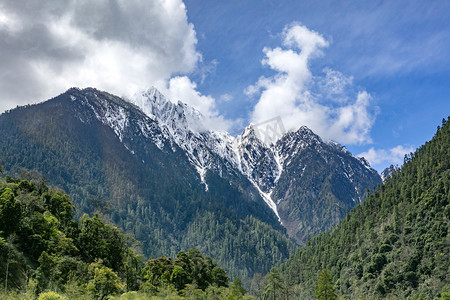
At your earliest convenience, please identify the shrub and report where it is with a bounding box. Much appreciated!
[38,291,65,300]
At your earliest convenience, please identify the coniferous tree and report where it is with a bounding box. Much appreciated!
[315,269,337,300]
[264,268,283,300]
[229,277,246,300]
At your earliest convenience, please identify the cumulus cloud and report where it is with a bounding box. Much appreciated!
[0,0,202,112]
[154,76,232,131]
[247,23,377,145]
[358,145,415,170]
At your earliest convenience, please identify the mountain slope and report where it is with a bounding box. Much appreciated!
[0,87,381,281]
[278,117,450,299]
[381,164,399,182]
[127,87,381,244]
[0,88,295,282]
[273,127,381,243]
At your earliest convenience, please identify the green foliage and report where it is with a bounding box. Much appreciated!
[0,175,250,299]
[37,291,66,300]
[439,285,450,300]
[315,269,337,300]
[140,248,229,294]
[0,91,297,284]
[142,256,173,287]
[77,213,129,272]
[263,268,283,300]
[42,193,74,227]
[87,264,124,300]
[0,177,138,295]
[278,116,450,299]
[229,278,246,300]
[0,188,21,235]
[181,212,297,285]
[171,265,189,291]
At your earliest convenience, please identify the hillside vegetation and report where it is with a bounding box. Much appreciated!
[267,117,450,299]
[0,92,297,284]
[0,176,256,299]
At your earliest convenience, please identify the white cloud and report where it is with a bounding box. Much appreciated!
[0,0,202,112]
[358,145,415,170]
[282,23,329,58]
[320,68,353,102]
[220,94,233,102]
[155,76,232,131]
[248,23,377,145]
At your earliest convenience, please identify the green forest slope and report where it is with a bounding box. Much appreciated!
[276,117,449,299]
[0,176,257,299]
[0,90,297,284]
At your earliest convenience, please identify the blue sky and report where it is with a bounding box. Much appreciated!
[183,0,450,171]
[0,0,449,172]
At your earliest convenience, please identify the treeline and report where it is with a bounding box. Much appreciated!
[0,176,255,299]
[264,117,450,299]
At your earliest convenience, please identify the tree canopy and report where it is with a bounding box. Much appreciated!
[0,175,250,299]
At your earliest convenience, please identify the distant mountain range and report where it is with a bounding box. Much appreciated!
[0,87,381,280]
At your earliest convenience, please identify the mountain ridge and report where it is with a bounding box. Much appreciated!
[277,117,450,299]
[125,87,382,232]
[0,86,381,280]
[0,87,292,282]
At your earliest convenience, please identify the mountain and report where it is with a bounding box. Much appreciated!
[128,87,382,244]
[0,87,294,282]
[272,128,381,244]
[0,87,381,280]
[381,164,399,182]
[276,117,450,299]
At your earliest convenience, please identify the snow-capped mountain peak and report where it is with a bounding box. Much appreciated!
[131,87,170,119]
[10,86,382,248]
[240,124,265,143]
[82,87,380,225]
[127,89,284,218]
[129,87,205,133]
[127,88,242,191]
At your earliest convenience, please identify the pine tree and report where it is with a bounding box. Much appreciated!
[315,269,337,300]
[264,268,283,300]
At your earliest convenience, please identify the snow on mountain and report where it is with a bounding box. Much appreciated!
[128,88,240,190]
[68,88,170,151]
[234,125,282,220]
[235,125,281,191]
[75,86,379,221]
[381,164,399,182]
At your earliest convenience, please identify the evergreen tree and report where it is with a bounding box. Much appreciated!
[264,268,283,300]
[229,277,246,300]
[315,269,337,300]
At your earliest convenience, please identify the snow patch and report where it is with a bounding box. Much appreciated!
[129,87,242,190]
[103,105,128,142]
[273,150,283,184]
[251,180,281,223]
[196,165,208,191]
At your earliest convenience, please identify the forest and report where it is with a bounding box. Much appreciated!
[0,95,297,284]
[0,117,448,299]
[262,118,449,299]
[0,175,260,299]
